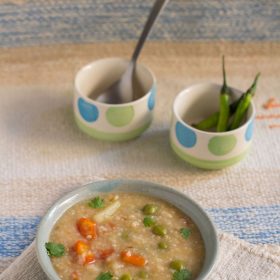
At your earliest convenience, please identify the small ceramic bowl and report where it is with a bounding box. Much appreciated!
[74,58,156,141]
[170,83,255,169]
[36,179,218,280]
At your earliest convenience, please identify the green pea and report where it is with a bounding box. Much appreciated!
[121,231,129,240]
[137,270,148,279]
[158,241,168,249]
[152,225,167,237]
[120,273,132,280]
[143,216,155,227]
[170,260,185,271]
[142,204,158,215]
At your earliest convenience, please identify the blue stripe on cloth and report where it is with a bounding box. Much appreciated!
[0,0,279,47]
[206,205,280,244]
[0,217,41,258]
[0,205,279,258]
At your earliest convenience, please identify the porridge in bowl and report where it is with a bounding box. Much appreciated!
[46,193,205,280]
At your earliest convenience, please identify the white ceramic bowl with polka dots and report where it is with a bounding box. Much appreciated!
[170,83,256,169]
[74,58,156,141]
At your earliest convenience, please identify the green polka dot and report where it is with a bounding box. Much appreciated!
[106,106,134,127]
[208,135,237,156]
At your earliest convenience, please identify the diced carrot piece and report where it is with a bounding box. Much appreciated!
[120,250,147,267]
[77,217,97,240]
[71,271,80,280]
[73,240,89,255]
[84,251,95,265]
[72,240,95,265]
[98,248,115,260]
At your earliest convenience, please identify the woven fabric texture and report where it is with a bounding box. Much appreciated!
[1,0,280,47]
[1,232,280,280]
[0,41,280,278]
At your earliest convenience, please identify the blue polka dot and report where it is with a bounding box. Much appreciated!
[175,122,197,148]
[148,86,156,111]
[78,98,99,122]
[245,121,254,141]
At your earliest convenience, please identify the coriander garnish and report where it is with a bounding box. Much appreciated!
[88,196,105,209]
[172,268,192,280]
[45,242,65,257]
[179,228,191,240]
[96,272,113,280]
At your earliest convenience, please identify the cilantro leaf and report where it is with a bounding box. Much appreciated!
[180,228,191,240]
[96,272,113,280]
[143,216,156,227]
[45,242,65,257]
[172,269,192,280]
[89,196,105,209]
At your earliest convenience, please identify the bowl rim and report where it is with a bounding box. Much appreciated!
[74,57,157,108]
[36,179,219,280]
[173,82,256,136]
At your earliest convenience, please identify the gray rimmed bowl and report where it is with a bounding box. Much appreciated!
[36,179,218,280]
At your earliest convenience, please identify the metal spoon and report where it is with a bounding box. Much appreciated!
[94,0,169,104]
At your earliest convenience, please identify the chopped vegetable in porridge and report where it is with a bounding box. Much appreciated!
[47,193,205,280]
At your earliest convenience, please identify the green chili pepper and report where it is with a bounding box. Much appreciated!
[230,73,260,130]
[193,77,258,132]
[193,112,219,131]
[193,93,241,131]
[217,56,231,132]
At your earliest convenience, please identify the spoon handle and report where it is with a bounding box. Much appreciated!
[131,0,169,62]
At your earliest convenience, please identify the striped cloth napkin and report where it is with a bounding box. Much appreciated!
[0,226,279,279]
